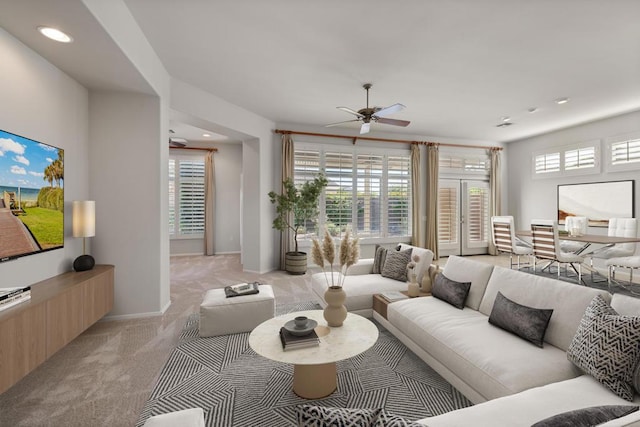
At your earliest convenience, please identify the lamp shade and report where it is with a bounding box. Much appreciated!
[72,201,95,238]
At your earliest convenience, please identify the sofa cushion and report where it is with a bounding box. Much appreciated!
[397,244,434,284]
[441,255,494,311]
[312,271,408,313]
[387,297,581,400]
[432,273,471,310]
[567,295,640,401]
[531,405,638,427]
[488,291,553,348]
[421,376,640,427]
[373,245,387,274]
[296,404,380,426]
[478,266,611,351]
[381,248,412,282]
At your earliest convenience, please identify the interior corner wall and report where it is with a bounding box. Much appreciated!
[506,110,640,236]
[0,26,89,285]
[89,91,166,316]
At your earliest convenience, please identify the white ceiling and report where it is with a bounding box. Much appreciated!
[2,1,640,144]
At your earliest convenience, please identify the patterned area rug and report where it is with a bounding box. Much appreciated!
[136,302,472,426]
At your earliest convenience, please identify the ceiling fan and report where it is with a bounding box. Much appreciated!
[326,83,410,135]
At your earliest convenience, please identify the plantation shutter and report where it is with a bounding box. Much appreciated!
[466,185,489,244]
[178,160,205,235]
[356,154,383,237]
[387,155,411,237]
[535,152,560,174]
[611,138,640,166]
[325,152,353,236]
[438,186,458,245]
[565,147,595,170]
[168,159,176,234]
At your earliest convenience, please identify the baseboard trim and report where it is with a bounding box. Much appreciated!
[104,300,171,321]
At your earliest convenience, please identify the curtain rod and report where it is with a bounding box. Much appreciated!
[274,129,502,151]
[169,146,218,152]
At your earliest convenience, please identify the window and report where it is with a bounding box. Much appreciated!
[608,134,640,171]
[564,146,595,170]
[534,152,561,174]
[169,156,205,237]
[439,152,490,175]
[294,143,411,240]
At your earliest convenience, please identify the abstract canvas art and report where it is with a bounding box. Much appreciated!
[558,180,635,227]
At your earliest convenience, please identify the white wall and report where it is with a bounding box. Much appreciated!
[170,143,243,255]
[0,27,89,286]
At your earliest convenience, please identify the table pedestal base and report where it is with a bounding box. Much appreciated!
[293,362,337,399]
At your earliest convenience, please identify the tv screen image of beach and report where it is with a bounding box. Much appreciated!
[0,129,64,262]
[557,180,635,227]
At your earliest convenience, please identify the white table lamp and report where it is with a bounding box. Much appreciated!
[72,200,96,271]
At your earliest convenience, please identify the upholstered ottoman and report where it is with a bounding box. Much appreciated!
[199,285,275,337]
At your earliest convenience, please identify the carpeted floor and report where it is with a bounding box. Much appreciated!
[136,302,471,427]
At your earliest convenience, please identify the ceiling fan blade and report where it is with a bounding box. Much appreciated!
[325,119,361,128]
[374,103,406,117]
[337,106,364,118]
[376,117,411,127]
[360,122,371,134]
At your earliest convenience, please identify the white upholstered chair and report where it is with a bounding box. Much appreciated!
[586,218,637,281]
[491,216,533,269]
[531,219,585,283]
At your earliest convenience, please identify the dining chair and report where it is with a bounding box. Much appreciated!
[586,218,637,281]
[491,216,533,270]
[607,256,640,294]
[530,219,585,283]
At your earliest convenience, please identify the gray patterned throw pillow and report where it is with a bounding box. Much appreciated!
[381,248,412,282]
[567,295,640,401]
[296,405,381,426]
[488,292,553,348]
[373,245,388,274]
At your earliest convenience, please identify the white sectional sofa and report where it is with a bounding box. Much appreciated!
[371,255,640,426]
[311,243,434,317]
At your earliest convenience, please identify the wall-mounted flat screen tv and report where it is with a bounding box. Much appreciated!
[558,180,635,227]
[0,129,64,262]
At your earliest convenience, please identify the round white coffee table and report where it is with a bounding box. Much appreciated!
[249,309,378,399]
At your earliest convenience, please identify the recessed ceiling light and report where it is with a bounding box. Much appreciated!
[528,107,538,113]
[501,116,511,122]
[202,133,211,137]
[555,97,570,105]
[37,26,73,43]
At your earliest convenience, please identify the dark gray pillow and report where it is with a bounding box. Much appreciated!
[488,291,553,348]
[373,245,387,274]
[531,405,638,427]
[431,273,471,309]
[381,248,412,282]
[296,404,381,426]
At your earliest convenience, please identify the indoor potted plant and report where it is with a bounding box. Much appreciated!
[268,173,328,274]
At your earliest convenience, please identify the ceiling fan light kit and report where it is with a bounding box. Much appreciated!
[326,83,410,134]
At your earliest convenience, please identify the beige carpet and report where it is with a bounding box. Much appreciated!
[0,253,520,426]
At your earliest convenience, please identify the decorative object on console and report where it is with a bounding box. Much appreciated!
[72,200,95,271]
[311,228,360,327]
[421,264,442,293]
[407,254,420,297]
[431,273,471,309]
[567,295,640,401]
[488,291,554,348]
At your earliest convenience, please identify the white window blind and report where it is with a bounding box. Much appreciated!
[439,153,490,174]
[438,187,458,245]
[535,152,560,174]
[565,146,596,170]
[169,156,205,237]
[611,138,640,166]
[466,186,489,243]
[294,144,411,240]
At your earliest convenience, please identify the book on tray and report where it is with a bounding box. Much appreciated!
[224,282,260,298]
[279,327,320,351]
[379,291,409,302]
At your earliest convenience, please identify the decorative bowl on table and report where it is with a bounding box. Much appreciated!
[283,317,318,336]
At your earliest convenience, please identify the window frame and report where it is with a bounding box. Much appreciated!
[532,140,600,179]
[294,142,412,246]
[606,131,640,173]
[169,152,206,240]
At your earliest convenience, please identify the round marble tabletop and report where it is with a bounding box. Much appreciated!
[249,310,379,366]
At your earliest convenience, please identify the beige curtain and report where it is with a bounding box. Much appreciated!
[488,148,502,255]
[410,144,421,247]
[279,134,295,270]
[425,143,439,259]
[204,151,216,256]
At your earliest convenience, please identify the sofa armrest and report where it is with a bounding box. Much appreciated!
[347,259,374,276]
